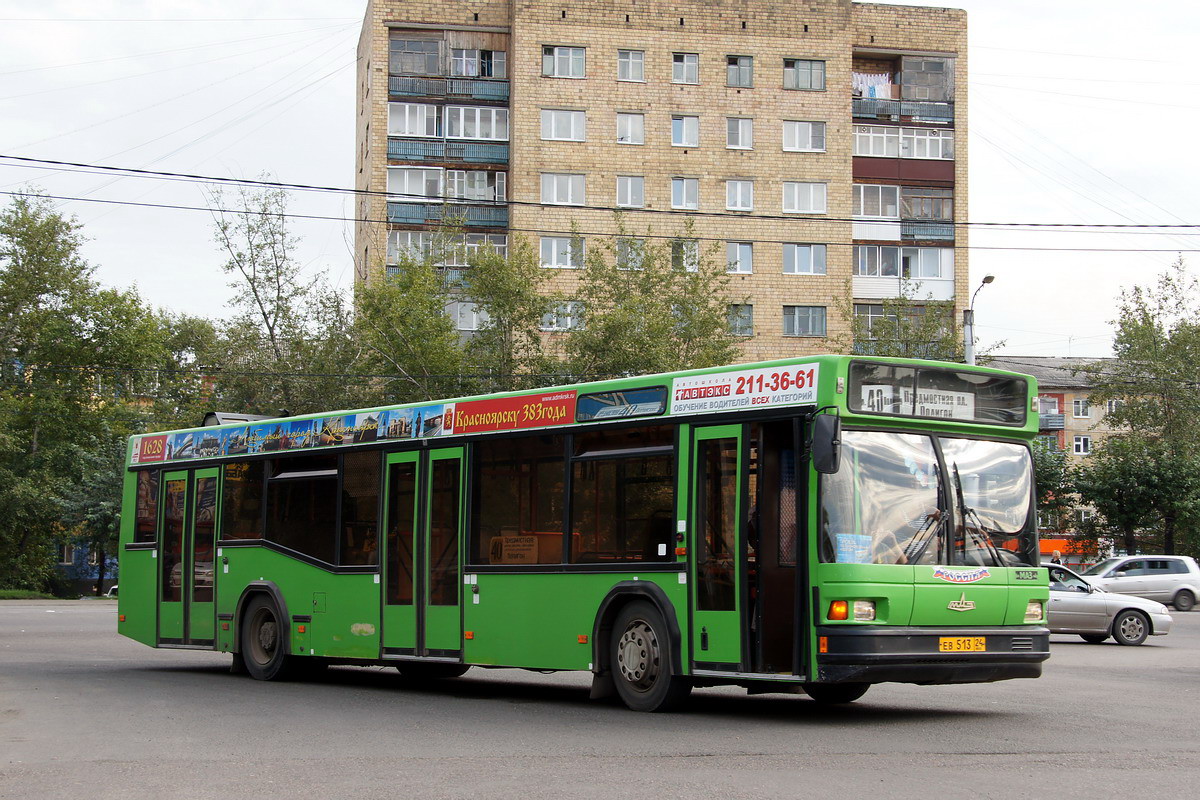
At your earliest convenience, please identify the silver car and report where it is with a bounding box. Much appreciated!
[1047,564,1173,646]
[1081,555,1200,612]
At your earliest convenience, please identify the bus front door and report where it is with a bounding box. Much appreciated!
[381,447,465,660]
[689,425,746,670]
[157,467,219,646]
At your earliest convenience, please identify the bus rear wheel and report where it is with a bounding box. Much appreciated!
[802,682,870,704]
[241,594,296,681]
[611,601,690,712]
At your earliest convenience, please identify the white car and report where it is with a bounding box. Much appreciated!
[1047,564,1172,646]
[1081,555,1200,612]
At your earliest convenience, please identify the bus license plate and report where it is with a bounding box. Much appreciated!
[938,636,986,652]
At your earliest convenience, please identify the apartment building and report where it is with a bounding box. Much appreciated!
[355,0,968,358]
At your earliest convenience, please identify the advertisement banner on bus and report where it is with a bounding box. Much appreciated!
[131,434,168,464]
[670,364,819,415]
[452,391,577,434]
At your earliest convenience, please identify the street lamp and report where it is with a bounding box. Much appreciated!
[963,274,995,365]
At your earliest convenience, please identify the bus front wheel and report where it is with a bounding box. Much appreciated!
[802,682,870,704]
[241,594,296,681]
[611,601,690,712]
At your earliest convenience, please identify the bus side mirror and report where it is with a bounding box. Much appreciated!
[812,414,842,475]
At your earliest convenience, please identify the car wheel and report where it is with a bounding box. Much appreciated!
[1112,610,1150,646]
[396,663,470,680]
[240,594,297,680]
[1173,590,1195,612]
[802,682,870,704]
[611,601,690,712]
[1079,634,1108,644]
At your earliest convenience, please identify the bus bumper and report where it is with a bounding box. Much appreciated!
[815,625,1050,685]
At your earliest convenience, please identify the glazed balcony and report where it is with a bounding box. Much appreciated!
[386,202,507,228]
[389,76,509,102]
[387,138,508,164]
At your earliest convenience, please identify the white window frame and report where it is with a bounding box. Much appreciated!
[388,102,439,137]
[1074,435,1092,455]
[1107,399,1124,414]
[672,52,699,84]
[445,106,509,140]
[540,237,584,269]
[672,239,699,272]
[1073,399,1091,418]
[616,112,644,145]
[782,243,827,275]
[900,127,954,159]
[671,177,698,210]
[726,55,753,87]
[450,301,491,331]
[616,175,644,208]
[671,115,699,147]
[445,170,506,202]
[726,180,754,211]
[727,242,753,274]
[616,237,646,270]
[853,184,900,219]
[58,544,75,566]
[541,300,585,330]
[387,166,443,202]
[782,120,825,152]
[728,304,754,337]
[542,45,585,78]
[853,245,953,278]
[617,50,645,82]
[783,58,826,90]
[540,173,586,206]
[540,109,586,141]
[726,117,753,149]
[1039,396,1060,415]
[783,305,827,337]
[782,181,827,214]
[853,125,900,157]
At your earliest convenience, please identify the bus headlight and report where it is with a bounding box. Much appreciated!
[853,600,876,621]
[1024,600,1044,623]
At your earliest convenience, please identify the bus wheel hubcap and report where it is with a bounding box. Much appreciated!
[617,621,659,689]
[257,620,277,654]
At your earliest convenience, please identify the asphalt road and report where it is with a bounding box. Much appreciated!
[2,599,1198,799]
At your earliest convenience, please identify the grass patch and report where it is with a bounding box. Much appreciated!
[0,590,58,600]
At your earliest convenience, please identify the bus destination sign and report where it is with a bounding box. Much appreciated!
[670,364,819,416]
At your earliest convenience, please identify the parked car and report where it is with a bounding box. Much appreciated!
[1047,564,1172,645]
[1081,555,1200,611]
[104,585,118,598]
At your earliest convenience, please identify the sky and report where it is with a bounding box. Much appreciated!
[0,0,1196,359]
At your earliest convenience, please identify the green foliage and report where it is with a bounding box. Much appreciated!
[0,589,56,599]
[1031,437,1074,519]
[567,221,738,377]
[836,281,964,362]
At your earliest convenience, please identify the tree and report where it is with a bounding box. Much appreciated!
[60,435,126,594]
[1031,437,1074,528]
[566,223,738,377]
[836,281,964,362]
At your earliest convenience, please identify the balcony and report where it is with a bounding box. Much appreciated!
[389,76,510,102]
[901,221,955,241]
[387,202,508,228]
[387,138,509,164]
[1039,413,1066,431]
[853,98,954,124]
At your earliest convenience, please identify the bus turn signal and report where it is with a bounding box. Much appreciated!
[828,600,849,620]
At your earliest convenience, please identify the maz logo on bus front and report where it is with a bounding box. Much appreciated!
[932,567,991,584]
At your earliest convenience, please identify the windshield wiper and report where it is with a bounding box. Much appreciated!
[903,511,944,564]
[951,463,1006,567]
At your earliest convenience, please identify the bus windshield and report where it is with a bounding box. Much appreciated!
[820,431,1035,567]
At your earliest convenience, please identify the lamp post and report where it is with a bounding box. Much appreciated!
[963,274,995,365]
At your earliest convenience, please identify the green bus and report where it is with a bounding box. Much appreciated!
[117,355,1049,711]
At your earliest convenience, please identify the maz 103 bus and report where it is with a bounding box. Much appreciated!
[118,356,1050,711]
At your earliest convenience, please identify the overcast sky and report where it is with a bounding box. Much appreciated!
[1,0,1195,359]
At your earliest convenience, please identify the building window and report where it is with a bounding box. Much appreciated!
[1074,435,1092,455]
[1107,399,1125,414]
[616,237,645,270]
[616,112,644,144]
[671,177,698,210]
[671,115,699,147]
[854,246,952,278]
[540,173,586,205]
[854,125,954,159]
[783,243,827,275]
[901,187,953,220]
[1073,399,1091,418]
[671,239,699,271]
[540,109,586,141]
[390,38,440,75]
[88,545,100,566]
[726,55,753,87]
[57,544,75,565]
[1078,508,1094,524]
[726,117,753,149]
[672,52,699,84]
[783,58,825,90]
[449,301,490,331]
[726,180,753,211]
[618,50,644,82]
[854,125,899,157]
[782,120,825,152]
[388,102,439,137]
[784,305,827,337]
[445,170,505,202]
[728,304,753,336]
[782,181,827,214]
[616,175,644,208]
[727,242,753,274]
[853,184,900,219]
[451,48,507,78]
[543,45,585,78]
[1038,396,1060,415]
[540,237,583,269]
[387,167,442,201]
[541,301,584,331]
[445,106,509,140]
